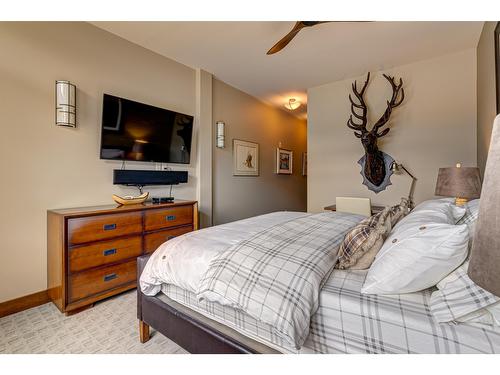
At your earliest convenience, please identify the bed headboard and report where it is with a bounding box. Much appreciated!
[468,114,500,297]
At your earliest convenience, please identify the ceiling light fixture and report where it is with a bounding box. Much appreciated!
[285,98,301,111]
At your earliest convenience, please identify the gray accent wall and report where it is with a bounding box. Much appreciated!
[212,79,307,225]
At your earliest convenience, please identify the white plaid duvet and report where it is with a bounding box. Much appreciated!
[196,212,361,349]
[162,269,500,353]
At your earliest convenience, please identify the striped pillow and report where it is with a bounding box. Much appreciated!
[336,200,408,270]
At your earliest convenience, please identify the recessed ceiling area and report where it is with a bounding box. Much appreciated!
[92,21,484,119]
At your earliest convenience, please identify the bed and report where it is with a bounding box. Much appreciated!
[136,207,500,354]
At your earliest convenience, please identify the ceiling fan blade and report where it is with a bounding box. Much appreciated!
[301,21,331,27]
[266,21,333,55]
[266,22,306,55]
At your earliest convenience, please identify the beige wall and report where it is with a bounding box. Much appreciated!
[0,22,199,302]
[0,22,308,302]
[212,79,307,225]
[308,49,477,212]
[196,69,214,228]
[477,22,498,176]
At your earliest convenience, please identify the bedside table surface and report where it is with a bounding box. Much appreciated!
[324,204,386,214]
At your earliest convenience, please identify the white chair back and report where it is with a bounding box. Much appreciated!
[336,197,371,217]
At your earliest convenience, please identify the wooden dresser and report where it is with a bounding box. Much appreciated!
[47,200,198,314]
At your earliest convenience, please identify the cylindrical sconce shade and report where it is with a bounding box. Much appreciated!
[216,121,225,148]
[56,80,76,127]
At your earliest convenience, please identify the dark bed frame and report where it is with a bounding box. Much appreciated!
[137,255,266,354]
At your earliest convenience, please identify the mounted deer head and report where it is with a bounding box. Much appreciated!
[346,72,404,187]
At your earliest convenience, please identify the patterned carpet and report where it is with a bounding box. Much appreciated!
[0,290,188,354]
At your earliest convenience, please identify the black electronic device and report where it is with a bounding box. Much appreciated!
[100,94,194,164]
[113,170,188,186]
[152,197,175,204]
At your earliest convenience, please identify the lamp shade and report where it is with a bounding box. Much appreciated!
[468,115,500,297]
[434,165,481,199]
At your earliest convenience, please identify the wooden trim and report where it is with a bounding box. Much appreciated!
[139,320,150,343]
[0,290,49,318]
[64,304,94,317]
[65,283,136,312]
[193,202,199,230]
[48,200,198,218]
[47,211,65,312]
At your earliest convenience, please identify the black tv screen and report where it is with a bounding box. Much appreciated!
[100,94,193,164]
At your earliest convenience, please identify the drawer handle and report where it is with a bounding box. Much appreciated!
[103,223,117,231]
[104,273,117,282]
[166,215,176,221]
[103,248,117,256]
[166,235,176,240]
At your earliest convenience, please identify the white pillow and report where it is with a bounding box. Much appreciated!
[361,223,469,295]
[455,199,480,247]
[394,198,466,228]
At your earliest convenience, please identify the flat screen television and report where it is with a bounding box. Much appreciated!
[100,94,194,164]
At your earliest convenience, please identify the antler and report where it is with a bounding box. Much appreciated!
[372,74,404,137]
[346,72,370,138]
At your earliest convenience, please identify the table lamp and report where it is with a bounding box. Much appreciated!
[435,163,481,206]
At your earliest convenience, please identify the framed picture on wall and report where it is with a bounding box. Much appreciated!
[495,22,500,114]
[302,152,307,176]
[276,148,293,174]
[233,139,259,176]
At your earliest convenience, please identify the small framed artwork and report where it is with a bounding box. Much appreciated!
[233,139,259,176]
[302,152,307,176]
[276,148,293,174]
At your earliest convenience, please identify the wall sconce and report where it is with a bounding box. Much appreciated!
[284,98,301,111]
[55,80,76,127]
[216,121,225,148]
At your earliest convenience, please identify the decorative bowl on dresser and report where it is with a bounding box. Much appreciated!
[47,200,198,315]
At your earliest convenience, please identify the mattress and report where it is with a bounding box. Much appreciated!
[161,269,500,354]
[160,283,298,353]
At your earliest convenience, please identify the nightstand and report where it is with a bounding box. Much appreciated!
[324,204,385,215]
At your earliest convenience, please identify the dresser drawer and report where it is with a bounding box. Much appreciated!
[144,205,193,232]
[68,260,136,303]
[144,225,193,254]
[68,212,142,245]
[69,236,142,273]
